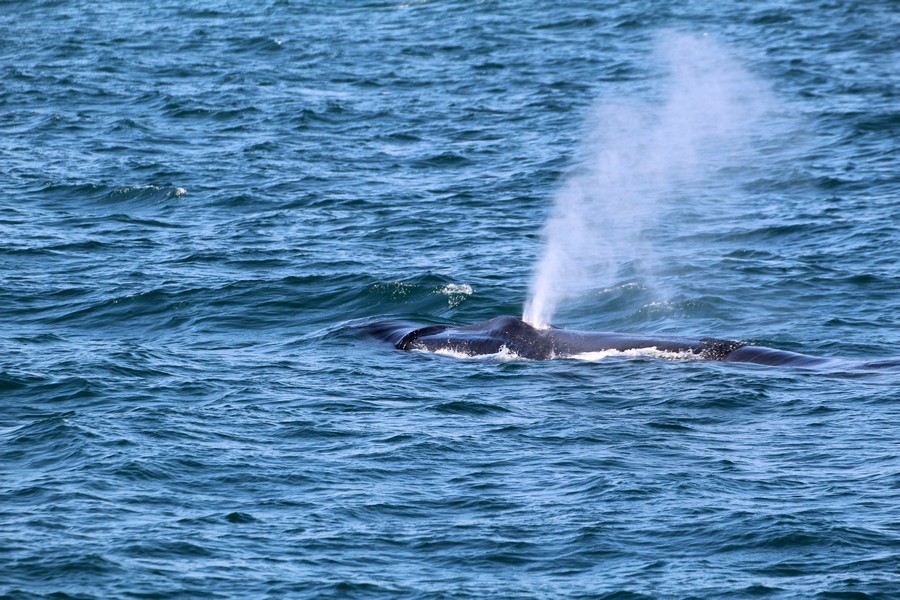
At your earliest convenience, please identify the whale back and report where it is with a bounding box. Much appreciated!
[363,315,881,368]
[399,315,554,359]
[389,316,745,360]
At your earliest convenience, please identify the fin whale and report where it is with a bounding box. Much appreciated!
[364,315,897,369]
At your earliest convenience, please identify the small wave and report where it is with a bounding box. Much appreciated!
[410,152,471,168]
[533,16,600,31]
[105,185,186,202]
[33,183,187,206]
[433,400,512,415]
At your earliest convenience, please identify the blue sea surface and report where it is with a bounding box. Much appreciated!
[1,1,898,598]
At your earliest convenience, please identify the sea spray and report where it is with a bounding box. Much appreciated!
[523,33,772,328]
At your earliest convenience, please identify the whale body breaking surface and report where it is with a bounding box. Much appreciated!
[364,315,899,369]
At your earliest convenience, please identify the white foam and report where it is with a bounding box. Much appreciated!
[418,344,530,362]
[414,342,701,362]
[569,347,701,361]
[437,284,473,295]
[494,346,528,362]
[427,347,476,359]
[436,283,474,308]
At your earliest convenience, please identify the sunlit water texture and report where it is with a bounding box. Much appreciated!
[1,1,898,598]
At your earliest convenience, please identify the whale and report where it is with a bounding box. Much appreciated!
[363,315,899,369]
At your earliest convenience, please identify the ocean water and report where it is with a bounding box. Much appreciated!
[1,0,898,598]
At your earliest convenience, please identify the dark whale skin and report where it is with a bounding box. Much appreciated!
[364,315,899,369]
[396,315,744,361]
[363,315,817,366]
